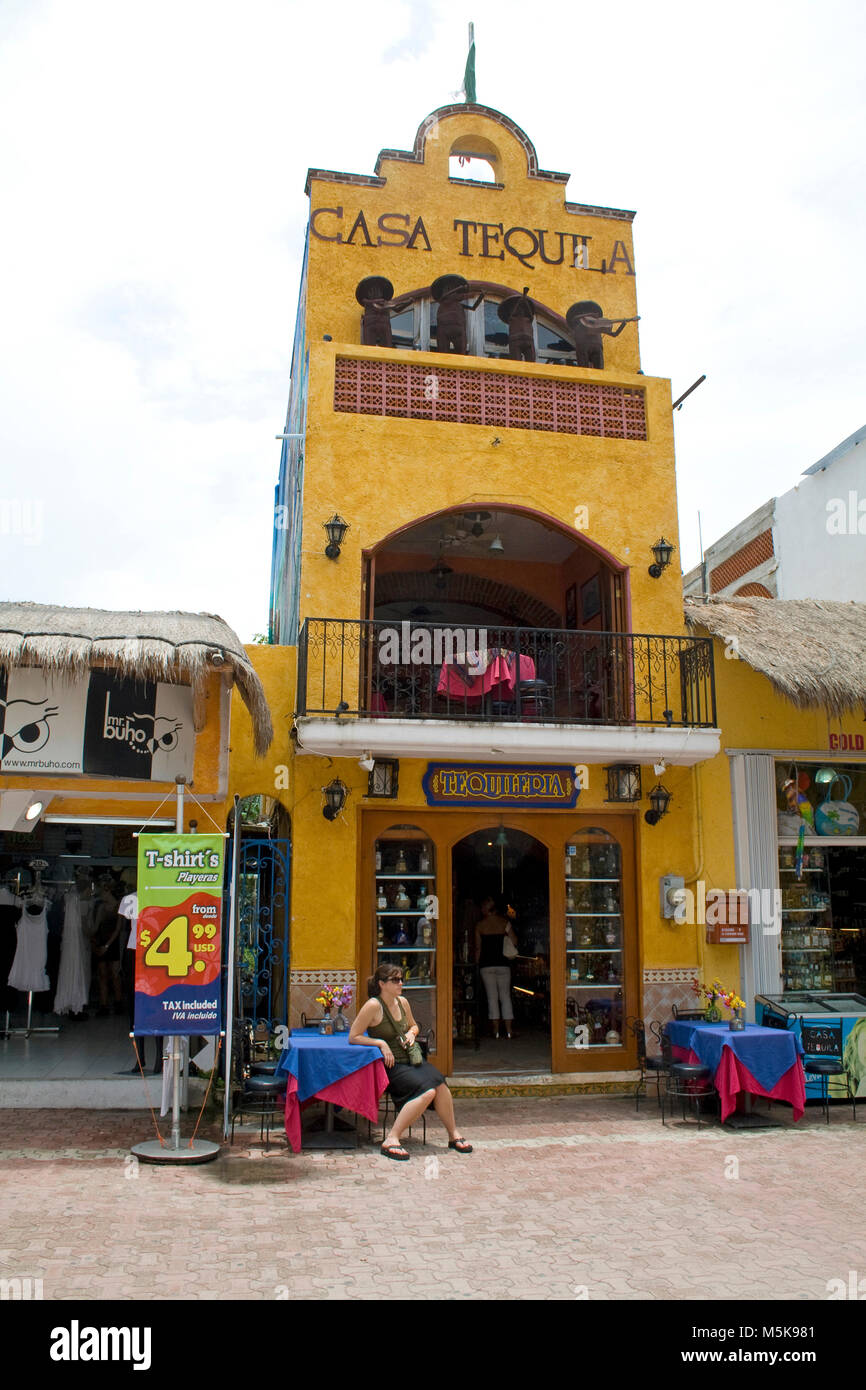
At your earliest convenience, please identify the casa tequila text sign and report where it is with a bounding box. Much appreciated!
[423,762,579,809]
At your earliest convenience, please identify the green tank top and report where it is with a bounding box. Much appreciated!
[367,997,412,1064]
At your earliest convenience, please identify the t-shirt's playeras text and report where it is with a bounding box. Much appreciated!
[133,834,224,1035]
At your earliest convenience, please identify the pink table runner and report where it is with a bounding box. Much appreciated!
[673,1044,806,1123]
[283,1060,390,1153]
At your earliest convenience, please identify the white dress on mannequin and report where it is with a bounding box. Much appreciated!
[8,900,50,992]
[54,890,89,1014]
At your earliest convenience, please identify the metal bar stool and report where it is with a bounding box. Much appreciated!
[662,1058,718,1126]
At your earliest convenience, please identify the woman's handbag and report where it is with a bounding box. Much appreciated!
[503,934,518,960]
[402,1037,424,1066]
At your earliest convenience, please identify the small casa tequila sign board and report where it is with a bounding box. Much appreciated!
[423,762,579,809]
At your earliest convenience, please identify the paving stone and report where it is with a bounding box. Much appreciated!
[0,1100,863,1300]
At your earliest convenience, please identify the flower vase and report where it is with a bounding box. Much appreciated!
[334,1008,349,1033]
[704,1002,722,1023]
[728,1008,746,1032]
[318,1009,334,1036]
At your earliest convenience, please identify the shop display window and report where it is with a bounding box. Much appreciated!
[564,828,624,1049]
[776,761,866,997]
[374,826,436,1037]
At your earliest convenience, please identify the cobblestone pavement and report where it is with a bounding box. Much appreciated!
[1,1098,864,1302]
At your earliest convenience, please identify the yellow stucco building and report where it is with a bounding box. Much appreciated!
[267,102,744,1082]
[4,105,865,1109]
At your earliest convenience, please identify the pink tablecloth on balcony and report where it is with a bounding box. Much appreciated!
[437,650,536,699]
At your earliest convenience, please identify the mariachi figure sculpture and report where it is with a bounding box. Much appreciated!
[498,287,536,362]
[565,301,640,369]
[432,274,484,354]
[356,276,412,348]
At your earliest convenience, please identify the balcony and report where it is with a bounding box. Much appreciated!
[294,621,720,767]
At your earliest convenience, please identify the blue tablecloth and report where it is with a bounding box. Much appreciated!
[275,1030,380,1103]
[665,1021,804,1092]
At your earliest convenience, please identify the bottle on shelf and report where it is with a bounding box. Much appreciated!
[375,849,382,871]
[395,849,407,874]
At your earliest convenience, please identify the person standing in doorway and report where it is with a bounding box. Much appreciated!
[476,895,518,1039]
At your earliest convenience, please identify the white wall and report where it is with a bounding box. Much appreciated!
[774,438,866,600]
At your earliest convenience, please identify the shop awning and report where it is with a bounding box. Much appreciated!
[684,596,866,717]
[0,601,273,755]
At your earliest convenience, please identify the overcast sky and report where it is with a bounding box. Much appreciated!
[2,0,863,642]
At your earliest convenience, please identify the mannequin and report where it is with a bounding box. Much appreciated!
[118,889,162,1073]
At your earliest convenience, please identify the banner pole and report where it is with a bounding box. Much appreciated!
[131,782,221,1165]
[223,795,241,1141]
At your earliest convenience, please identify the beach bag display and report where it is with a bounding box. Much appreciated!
[815,775,860,837]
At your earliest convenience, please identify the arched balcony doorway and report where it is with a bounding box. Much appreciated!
[361,505,630,724]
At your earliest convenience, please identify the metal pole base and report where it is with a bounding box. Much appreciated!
[723,1112,782,1129]
[131,1139,221,1164]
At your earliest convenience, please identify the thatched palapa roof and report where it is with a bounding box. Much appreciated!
[0,602,273,756]
[684,597,866,717]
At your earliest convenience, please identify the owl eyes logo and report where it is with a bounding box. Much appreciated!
[0,699,59,757]
[102,703,183,756]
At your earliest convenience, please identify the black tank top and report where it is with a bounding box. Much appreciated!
[479,931,506,967]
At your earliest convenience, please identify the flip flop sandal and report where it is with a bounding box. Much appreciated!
[381,1143,410,1161]
[448,1138,473,1154]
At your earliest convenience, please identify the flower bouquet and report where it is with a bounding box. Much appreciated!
[692,978,745,1027]
[315,982,354,1032]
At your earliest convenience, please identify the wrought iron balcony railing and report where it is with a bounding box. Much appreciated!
[297,621,716,728]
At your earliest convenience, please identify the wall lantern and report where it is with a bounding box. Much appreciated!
[645,782,673,825]
[648,537,675,578]
[605,764,642,803]
[430,557,453,590]
[367,758,399,799]
[323,514,349,559]
[322,778,349,820]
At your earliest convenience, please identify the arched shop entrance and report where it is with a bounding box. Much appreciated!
[362,808,639,1077]
[452,827,550,1074]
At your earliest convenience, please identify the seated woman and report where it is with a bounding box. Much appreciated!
[349,962,472,1160]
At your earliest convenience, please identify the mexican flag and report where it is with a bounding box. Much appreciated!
[462,23,476,103]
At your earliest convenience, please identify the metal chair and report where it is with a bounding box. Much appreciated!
[660,1022,717,1126]
[229,1021,287,1148]
[373,1028,434,1146]
[801,1021,857,1123]
[671,1004,706,1021]
[627,1017,668,1111]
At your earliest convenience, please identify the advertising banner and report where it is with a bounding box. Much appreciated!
[134,834,224,1035]
[0,668,194,781]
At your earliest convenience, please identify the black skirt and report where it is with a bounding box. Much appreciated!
[386,1060,445,1105]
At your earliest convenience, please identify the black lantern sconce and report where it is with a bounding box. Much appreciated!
[605,764,642,803]
[322,778,349,820]
[644,782,672,825]
[648,536,675,578]
[323,514,349,560]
